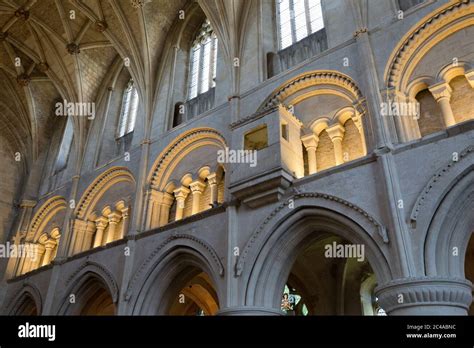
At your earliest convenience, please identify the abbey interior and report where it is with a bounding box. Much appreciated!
[0,0,473,316]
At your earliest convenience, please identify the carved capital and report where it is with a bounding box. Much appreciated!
[325,124,345,142]
[301,134,319,150]
[189,181,206,194]
[428,82,452,101]
[95,216,109,229]
[173,186,190,201]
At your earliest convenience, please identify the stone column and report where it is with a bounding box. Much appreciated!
[375,277,472,315]
[207,173,218,207]
[105,212,122,244]
[173,187,190,221]
[429,82,456,128]
[41,240,57,267]
[119,207,130,240]
[82,220,96,251]
[93,217,108,248]
[159,193,174,226]
[326,124,346,165]
[189,181,206,215]
[301,134,319,175]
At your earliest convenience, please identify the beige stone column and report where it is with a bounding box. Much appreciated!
[190,181,206,215]
[207,173,218,207]
[93,217,108,248]
[41,240,57,267]
[82,220,96,251]
[105,212,122,244]
[159,193,174,226]
[301,134,319,175]
[119,207,130,239]
[173,186,190,221]
[326,124,346,165]
[429,82,456,128]
[148,189,162,228]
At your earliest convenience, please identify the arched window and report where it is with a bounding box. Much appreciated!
[188,20,218,100]
[55,117,73,173]
[117,80,139,138]
[277,0,324,50]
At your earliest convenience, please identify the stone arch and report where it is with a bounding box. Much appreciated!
[418,146,474,278]
[127,234,224,315]
[57,261,119,315]
[27,196,67,242]
[238,193,392,310]
[145,128,227,229]
[75,167,136,220]
[385,1,474,91]
[6,283,42,315]
[70,167,135,254]
[258,70,365,112]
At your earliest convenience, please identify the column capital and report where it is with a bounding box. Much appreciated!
[189,181,206,194]
[375,277,472,315]
[325,124,345,142]
[44,239,57,250]
[95,216,109,229]
[428,82,452,101]
[301,134,319,150]
[108,212,122,224]
[464,69,474,89]
[162,192,175,206]
[206,173,218,186]
[20,200,36,208]
[173,186,190,200]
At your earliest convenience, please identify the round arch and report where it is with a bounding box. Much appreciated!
[147,127,227,190]
[27,196,67,242]
[385,1,474,91]
[75,166,136,220]
[257,70,365,113]
[127,235,224,315]
[239,193,392,310]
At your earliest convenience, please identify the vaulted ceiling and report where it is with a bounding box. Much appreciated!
[0,0,252,178]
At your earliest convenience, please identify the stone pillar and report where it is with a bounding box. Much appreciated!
[93,217,108,248]
[429,82,456,128]
[301,134,319,175]
[326,124,346,165]
[352,112,369,154]
[375,277,472,315]
[173,187,190,221]
[41,240,57,267]
[189,181,206,215]
[148,189,162,228]
[119,207,130,240]
[82,220,96,251]
[207,173,218,207]
[159,193,174,226]
[105,212,121,244]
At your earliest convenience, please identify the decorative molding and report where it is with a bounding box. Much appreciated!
[75,167,135,219]
[235,192,387,276]
[258,70,364,112]
[410,145,474,222]
[375,277,473,313]
[6,282,42,315]
[27,196,67,241]
[148,128,226,189]
[65,261,119,303]
[125,233,225,301]
[385,0,473,89]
